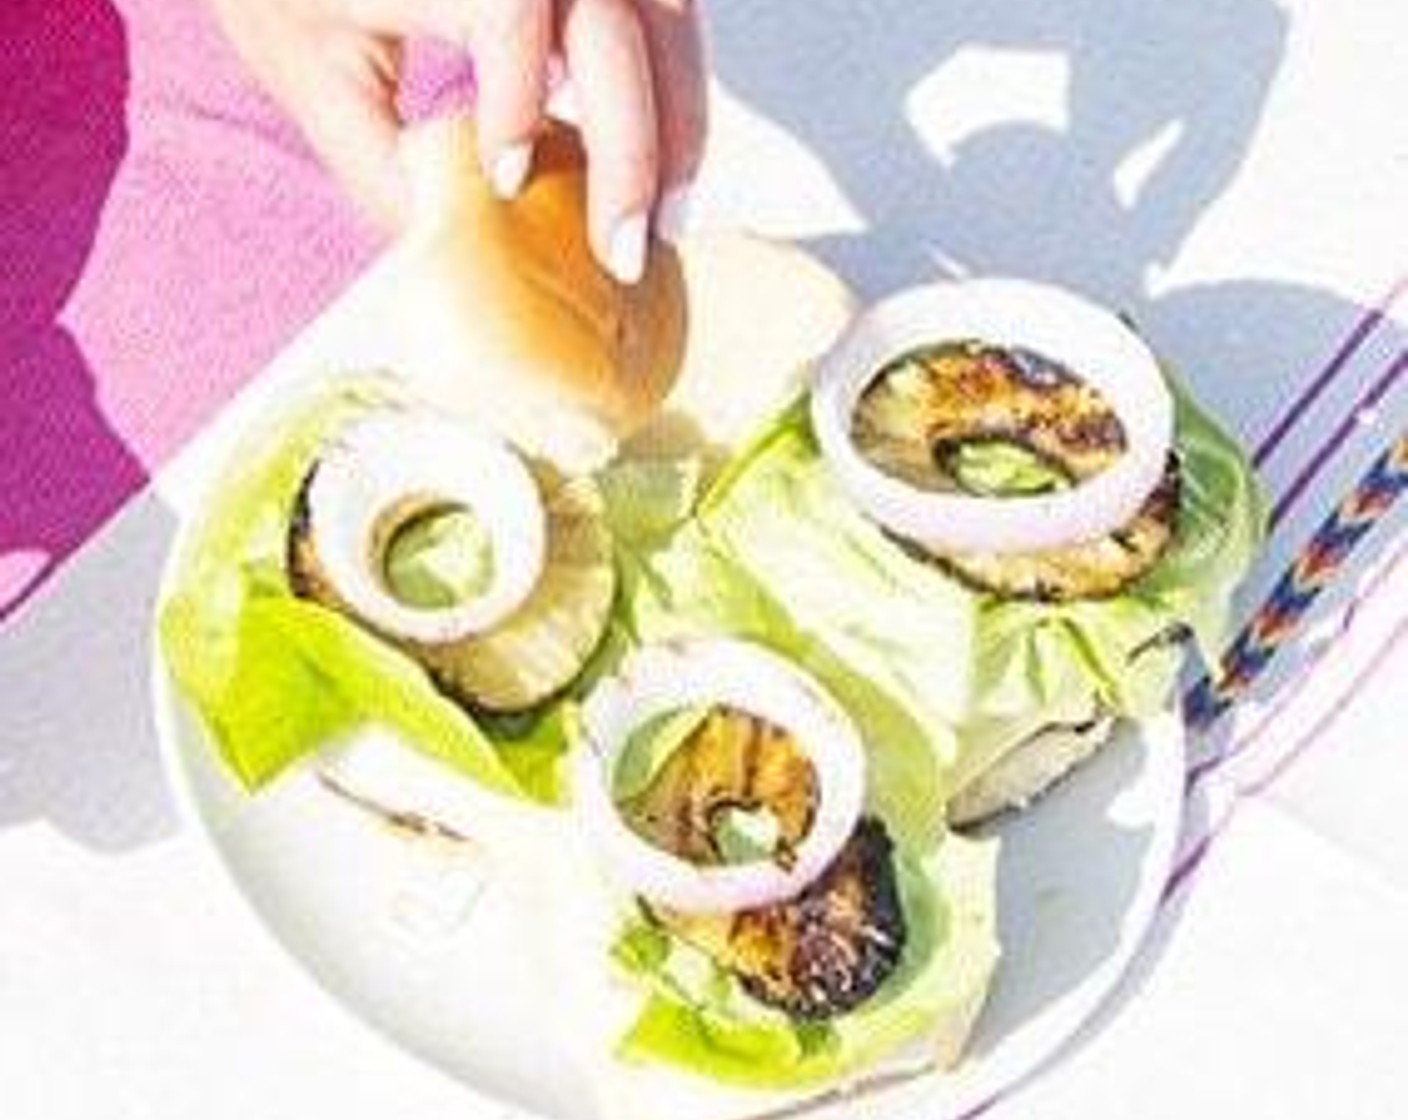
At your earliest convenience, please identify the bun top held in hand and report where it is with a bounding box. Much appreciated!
[394,119,688,472]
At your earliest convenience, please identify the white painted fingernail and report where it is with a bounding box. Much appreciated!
[656,185,694,244]
[490,141,533,200]
[606,212,648,285]
[545,74,580,125]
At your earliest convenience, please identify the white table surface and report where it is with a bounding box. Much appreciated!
[3,1,1406,1116]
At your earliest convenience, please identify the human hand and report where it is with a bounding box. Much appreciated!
[209,0,706,282]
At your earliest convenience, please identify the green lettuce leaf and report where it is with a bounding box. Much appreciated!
[943,437,1072,496]
[615,518,957,853]
[597,455,704,546]
[673,383,1264,800]
[613,830,999,1089]
[955,384,1266,777]
[1122,384,1268,662]
[381,506,496,609]
[605,403,973,851]
[612,705,713,801]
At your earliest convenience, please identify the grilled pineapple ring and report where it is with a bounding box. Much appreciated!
[620,706,819,869]
[661,817,907,1021]
[623,708,907,1020]
[852,341,1180,601]
[289,458,617,714]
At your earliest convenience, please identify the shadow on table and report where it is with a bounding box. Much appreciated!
[972,723,1161,1056]
[709,0,1406,494]
[0,0,180,849]
[0,494,179,850]
[708,0,1287,300]
[1004,776,1214,1100]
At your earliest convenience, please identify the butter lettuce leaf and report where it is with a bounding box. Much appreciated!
[614,831,999,1089]
[670,384,1264,800]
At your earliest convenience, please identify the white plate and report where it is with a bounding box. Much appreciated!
[148,249,1186,1120]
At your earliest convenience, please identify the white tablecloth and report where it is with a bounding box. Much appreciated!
[3,1,1405,1116]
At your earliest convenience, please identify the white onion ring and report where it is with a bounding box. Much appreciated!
[306,408,547,645]
[573,640,867,914]
[809,278,1175,554]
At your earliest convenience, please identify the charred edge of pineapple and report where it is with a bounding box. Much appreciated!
[649,817,909,1022]
[888,453,1182,603]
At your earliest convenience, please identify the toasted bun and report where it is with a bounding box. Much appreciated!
[625,232,859,472]
[948,717,1116,828]
[393,119,688,470]
[392,118,857,474]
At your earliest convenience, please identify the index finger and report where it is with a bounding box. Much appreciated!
[560,0,661,283]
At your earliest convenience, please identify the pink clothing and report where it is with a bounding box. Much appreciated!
[1,0,467,618]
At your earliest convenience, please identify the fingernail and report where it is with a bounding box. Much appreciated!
[545,74,581,126]
[656,185,693,244]
[490,141,533,200]
[606,213,648,285]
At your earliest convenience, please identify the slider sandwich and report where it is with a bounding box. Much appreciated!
[640,280,1265,826]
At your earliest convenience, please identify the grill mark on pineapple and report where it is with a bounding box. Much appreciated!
[853,342,1181,601]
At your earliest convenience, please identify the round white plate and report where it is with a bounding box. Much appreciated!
[153,612,1184,1120]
